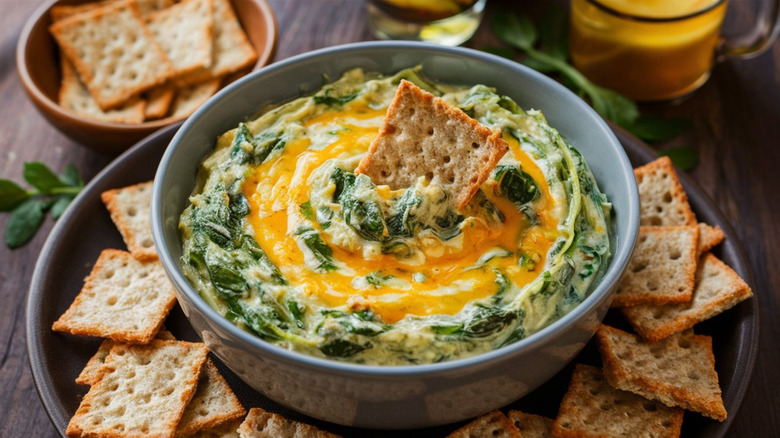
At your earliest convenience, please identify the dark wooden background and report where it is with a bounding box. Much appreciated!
[1,0,777,436]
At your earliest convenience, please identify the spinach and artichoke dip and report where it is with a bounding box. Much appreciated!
[179,68,613,365]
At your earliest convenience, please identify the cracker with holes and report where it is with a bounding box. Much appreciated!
[49,0,174,111]
[596,325,727,421]
[552,364,684,438]
[447,410,521,438]
[66,340,208,437]
[175,0,257,85]
[192,418,242,437]
[621,253,753,342]
[507,410,554,438]
[101,180,157,260]
[237,407,342,438]
[612,226,699,307]
[697,223,725,255]
[144,85,176,120]
[146,0,215,77]
[168,79,222,119]
[634,156,697,227]
[52,249,177,344]
[176,359,246,436]
[355,80,509,210]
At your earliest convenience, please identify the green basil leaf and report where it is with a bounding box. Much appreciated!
[520,57,558,73]
[0,179,28,211]
[50,195,74,219]
[59,164,84,188]
[659,146,698,171]
[6,199,48,248]
[622,115,691,143]
[481,45,516,60]
[491,13,537,50]
[24,162,65,193]
[538,7,569,61]
[593,86,639,127]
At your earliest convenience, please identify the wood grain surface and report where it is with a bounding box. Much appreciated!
[0,0,777,437]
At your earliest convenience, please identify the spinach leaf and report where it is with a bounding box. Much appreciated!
[365,271,393,288]
[391,68,441,95]
[659,146,698,171]
[296,227,337,272]
[242,237,287,285]
[622,115,691,143]
[330,169,386,241]
[288,300,305,329]
[314,88,359,106]
[320,339,368,357]
[494,165,540,206]
[321,310,387,336]
[299,201,314,220]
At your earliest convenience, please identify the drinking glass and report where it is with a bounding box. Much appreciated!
[366,0,487,46]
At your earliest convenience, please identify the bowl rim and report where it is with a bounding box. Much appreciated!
[15,0,279,132]
[153,40,640,377]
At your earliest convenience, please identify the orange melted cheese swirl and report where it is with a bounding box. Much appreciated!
[242,103,559,323]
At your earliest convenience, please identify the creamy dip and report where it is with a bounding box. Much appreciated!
[179,67,612,365]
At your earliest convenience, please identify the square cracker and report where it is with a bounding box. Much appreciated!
[168,79,222,119]
[190,419,242,437]
[507,410,554,438]
[698,223,725,255]
[101,180,157,260]
[144,85,176,119]
[634,156,697,227]
[176,359,246,436]
[146,0,215,77]
[596,325,727,421]
[552,364,684,438]
[66,340,209,437]
[51,0,174,20]
[49,0,174,110]
[175,0,258,85]
[52,249,177,344]
[355,80,509,210]
[611,226,699,307]
[447,410,521,438]
[621,253,753,342]
[237,407,341,438]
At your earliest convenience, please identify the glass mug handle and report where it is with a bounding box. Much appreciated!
[718,0,780,60]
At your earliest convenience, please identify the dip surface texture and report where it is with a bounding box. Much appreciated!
[179,68,612,365]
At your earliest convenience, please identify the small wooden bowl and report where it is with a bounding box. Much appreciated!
[16,0,277,154]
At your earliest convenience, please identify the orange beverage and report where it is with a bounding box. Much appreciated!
[570,0,728,101]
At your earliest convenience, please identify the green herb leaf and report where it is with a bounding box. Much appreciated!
[6,199,48,248]
[520,57,558,73]
[300,201,314,220]
[24,162,65,193]
[659,146,699,171]
[0,179,28,211]
[491,13,537,50]
[313,89,359,106]
[592,86,639,127]
[622,115,692,143]
[59,164,84,188]
[50,196,74,219]
[538,7,569,61]
[320,339,367,357]
[482,45,516,60]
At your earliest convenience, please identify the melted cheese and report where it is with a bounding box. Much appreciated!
[243,103,559,323]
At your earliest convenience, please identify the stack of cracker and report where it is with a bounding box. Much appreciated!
[53,180,248,437]
[49,0,257,124]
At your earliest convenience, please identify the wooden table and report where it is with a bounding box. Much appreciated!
[1,0,777,436]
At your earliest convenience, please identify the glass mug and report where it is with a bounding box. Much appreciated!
[366,0,487,46]
[570,0,780,101]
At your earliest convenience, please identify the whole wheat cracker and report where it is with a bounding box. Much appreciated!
[355,80,509,210]
[698,223,725,256]
[596,325,727,421]
[237,407,341,438]
[175,0,257,85]
[507,410,554,438]
[49,0,175,110]
[447,410,521,438]
[634,156,697,227]
[621,253,753,342]
[167,79,222,119]
[612,226,699,307]
[176,359,246,436]
[145,85,176,119]
[552,364,684,438]
[146,0,215,77]
[52,249,177,344]
[101,180,157,260]
[66,340,209,438]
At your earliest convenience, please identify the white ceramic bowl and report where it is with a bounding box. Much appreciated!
[152,41,639,429]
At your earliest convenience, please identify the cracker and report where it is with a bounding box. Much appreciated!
[507,410,554,438]
[611,226,699,307]
[168,79,221,119]
[190,419,242,437]
[447,410,521,438]
[101,180,157,260]
[356,80,509,210]
[52,249,177,344]
[175,0,258,85]
[145,85,176,119]
[552,364,684,438]
[237,407,341,438]
[176,359,246,436]
[51,0,174,20]
[596,325,727,421]
[621,253,753,342]
[146,0,215,77]
[49,0,174,110]
[698,223,725,255]
[66,340,209,437]
[634,156,697,227]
